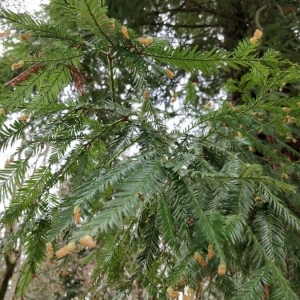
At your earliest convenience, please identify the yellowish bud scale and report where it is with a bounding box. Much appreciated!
[56,246,70,258]
[79,235,96,249]
[11,60,24,70]
[121,26,129,39]
[165,68,174,79]
[218,264,226,276]
[167,287,180,298]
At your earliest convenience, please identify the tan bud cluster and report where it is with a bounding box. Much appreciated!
[237,131,242,138]
[205,102,212,109]
[19,34,31,41]
[0,29,10,38]
[228,102,233,110]
[178,277,185,287]
[46,242,54,259]
[194,251,203,264]
[143,90,149,100]
[171,92,177,103]
[56,246,69,258]
[194,252,207,267]
[207,244,215,260]
[249,146,255,153]
[284,115,295,124]
[109,19,115,29]
[56,242,76,258]
[121,26,129,39]
[183,288,194,299]
[61,267,68,277]
[138,36,154,47]
[73,206,81,225]
[66,242,76,251]
[0,108,5,115]
[165,68,174,79]
[11,60,24,70]
[167,287,179,298]
[282,107,291,113]
[250,29,263,44]
[5,157,13,168]
[218,264,226,276]
[79,235,96,249]
[18,115,29,122]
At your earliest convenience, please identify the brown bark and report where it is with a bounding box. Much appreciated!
[0,255,17,300]
[263,283,270,299]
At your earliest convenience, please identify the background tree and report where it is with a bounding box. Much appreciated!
[0,0,300,300]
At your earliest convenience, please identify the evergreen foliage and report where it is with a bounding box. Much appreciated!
[0,0,300,299]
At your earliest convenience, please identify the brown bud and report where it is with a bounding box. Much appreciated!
[79,235,96,249]
[165,68,174,79]
[66,242,76,252]
[4,157,13,168]
[56,246,70,258]
[0,29,10,38]
[109,19,115,29]
[138,36,153,47]
[121,26,129,39]
[11,60,24,70]
[194,251,207,267]
[250,37,258,44]
[19,34,31,41]
[167,287,180,298]
[249,146,255,153]
[143,90,149,100]
[218,264,226,276]
[61,267,68,277]
[205,102,212,109]
[17,114,29,122]
[73,206,81,225]
[253,29,263,40]
[46,242,54,259]
[171,92,177,103]
[207,244,215,260]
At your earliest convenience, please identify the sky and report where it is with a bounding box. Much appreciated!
[6,0,49,13]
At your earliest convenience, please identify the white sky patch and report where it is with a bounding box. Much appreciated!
[4,0,49,13]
